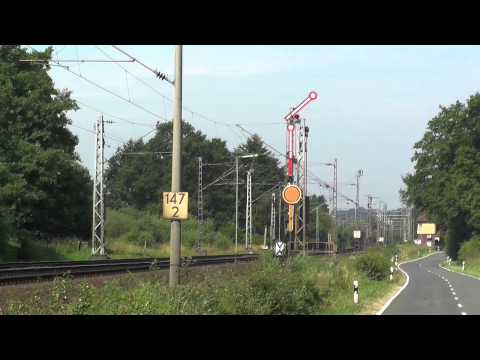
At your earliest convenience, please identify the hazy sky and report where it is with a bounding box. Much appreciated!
[28,45,480,209]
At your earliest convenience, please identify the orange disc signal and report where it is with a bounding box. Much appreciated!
[282,184,303,205]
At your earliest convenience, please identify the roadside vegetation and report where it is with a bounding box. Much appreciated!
[1,243,430,315]
[444,236,480,278]
[401,93,480,260]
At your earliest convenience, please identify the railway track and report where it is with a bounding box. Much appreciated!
[0,254,258,286]
[0,247,365,286]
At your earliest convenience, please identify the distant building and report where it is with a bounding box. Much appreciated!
[416,212,440,247]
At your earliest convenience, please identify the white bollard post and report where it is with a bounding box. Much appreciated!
[462,261,465,272]
[395,260,398,271]
[390,266,394,281]
[353,280,359,304]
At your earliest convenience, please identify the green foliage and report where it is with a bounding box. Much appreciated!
[105,207,235,251]
[458,236,480,262]
[105,122,333,240]
[355,248,390,280]
[0,45,92,243]
[0,207,15,260]
[402,93,480,258]
[7,246,439,315]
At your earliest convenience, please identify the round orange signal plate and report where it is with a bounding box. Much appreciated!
[282,184,302,205]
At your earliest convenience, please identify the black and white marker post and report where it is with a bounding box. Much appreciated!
[390,266,394,281]
[462,261,465,272]
[353,280,359,304]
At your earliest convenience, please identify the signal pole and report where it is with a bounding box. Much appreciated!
[245,169,252,249]
[235,156,239,255]
[169,45,182,288]
[92,115,106,256]
[333,158,338,252]
[270,193,276,247]
[354,169,363,224]
[235,154,258,255]
[367,195,372,247]
[278,188,282,243]
[197,157,203,251]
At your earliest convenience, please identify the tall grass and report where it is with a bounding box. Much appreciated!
[3,247,412,315]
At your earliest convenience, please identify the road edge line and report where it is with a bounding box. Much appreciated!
[438,264,480,281]
[376,251,440,315]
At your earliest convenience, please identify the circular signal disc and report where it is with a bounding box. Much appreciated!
[282,184,303,205]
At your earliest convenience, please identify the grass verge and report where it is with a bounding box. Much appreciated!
[0,243,433,315]
[443,260,480,279]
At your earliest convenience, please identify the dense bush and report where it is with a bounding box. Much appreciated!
[105,207,235,251]
[355,248,390,280]
[4,254,324,315]
[458,236,480,262]
[0,209,15,261]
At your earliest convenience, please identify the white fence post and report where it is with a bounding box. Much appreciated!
[353,280,359,304]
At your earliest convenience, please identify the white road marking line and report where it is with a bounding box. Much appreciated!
[376,251,441,315]
[461,312,467,315]
[452,292,456,295]
[454,297,459,301]
[458,303,463,308]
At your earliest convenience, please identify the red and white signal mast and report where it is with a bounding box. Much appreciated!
[278,91,318,256]
[284,91,318,183]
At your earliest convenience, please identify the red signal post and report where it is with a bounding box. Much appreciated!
[284,91,318,183]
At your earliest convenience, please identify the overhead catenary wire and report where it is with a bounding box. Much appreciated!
[20,59,136,63]
[29,46,278,132]
[23,48,168,123]
[69,123,119,147]
[236,123,358,204]
[111,45,174,85]
[99,46,281,129]
[56,65,168,122]
[74,99,157,128]
[252,182,283,204]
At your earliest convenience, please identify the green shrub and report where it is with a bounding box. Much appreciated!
[458,236,480,262]
[355,249,390,280]
[212,232,231,250]
[105,209,137,239]
[118,231,144,246]
[0,208,15,261]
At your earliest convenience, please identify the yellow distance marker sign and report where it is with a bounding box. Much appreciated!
[282,184,303,205]
[163,192,189,220]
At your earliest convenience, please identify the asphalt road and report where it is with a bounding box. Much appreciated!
[383,252,480,315]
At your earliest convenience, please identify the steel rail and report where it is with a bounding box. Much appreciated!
[0,248,366,286]
[0,254,258,286]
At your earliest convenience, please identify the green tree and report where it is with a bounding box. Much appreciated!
[0,45,92,241]
[106,120,235,226]
[402,93,480,258]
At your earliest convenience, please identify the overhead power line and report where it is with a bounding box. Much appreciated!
[69,123,120,146]
[111,45,174,85]
[75,99,157,128]
[57,64,168,122]
[20,59,135,63]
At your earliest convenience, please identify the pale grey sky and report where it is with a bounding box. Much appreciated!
[29,45,480,209]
